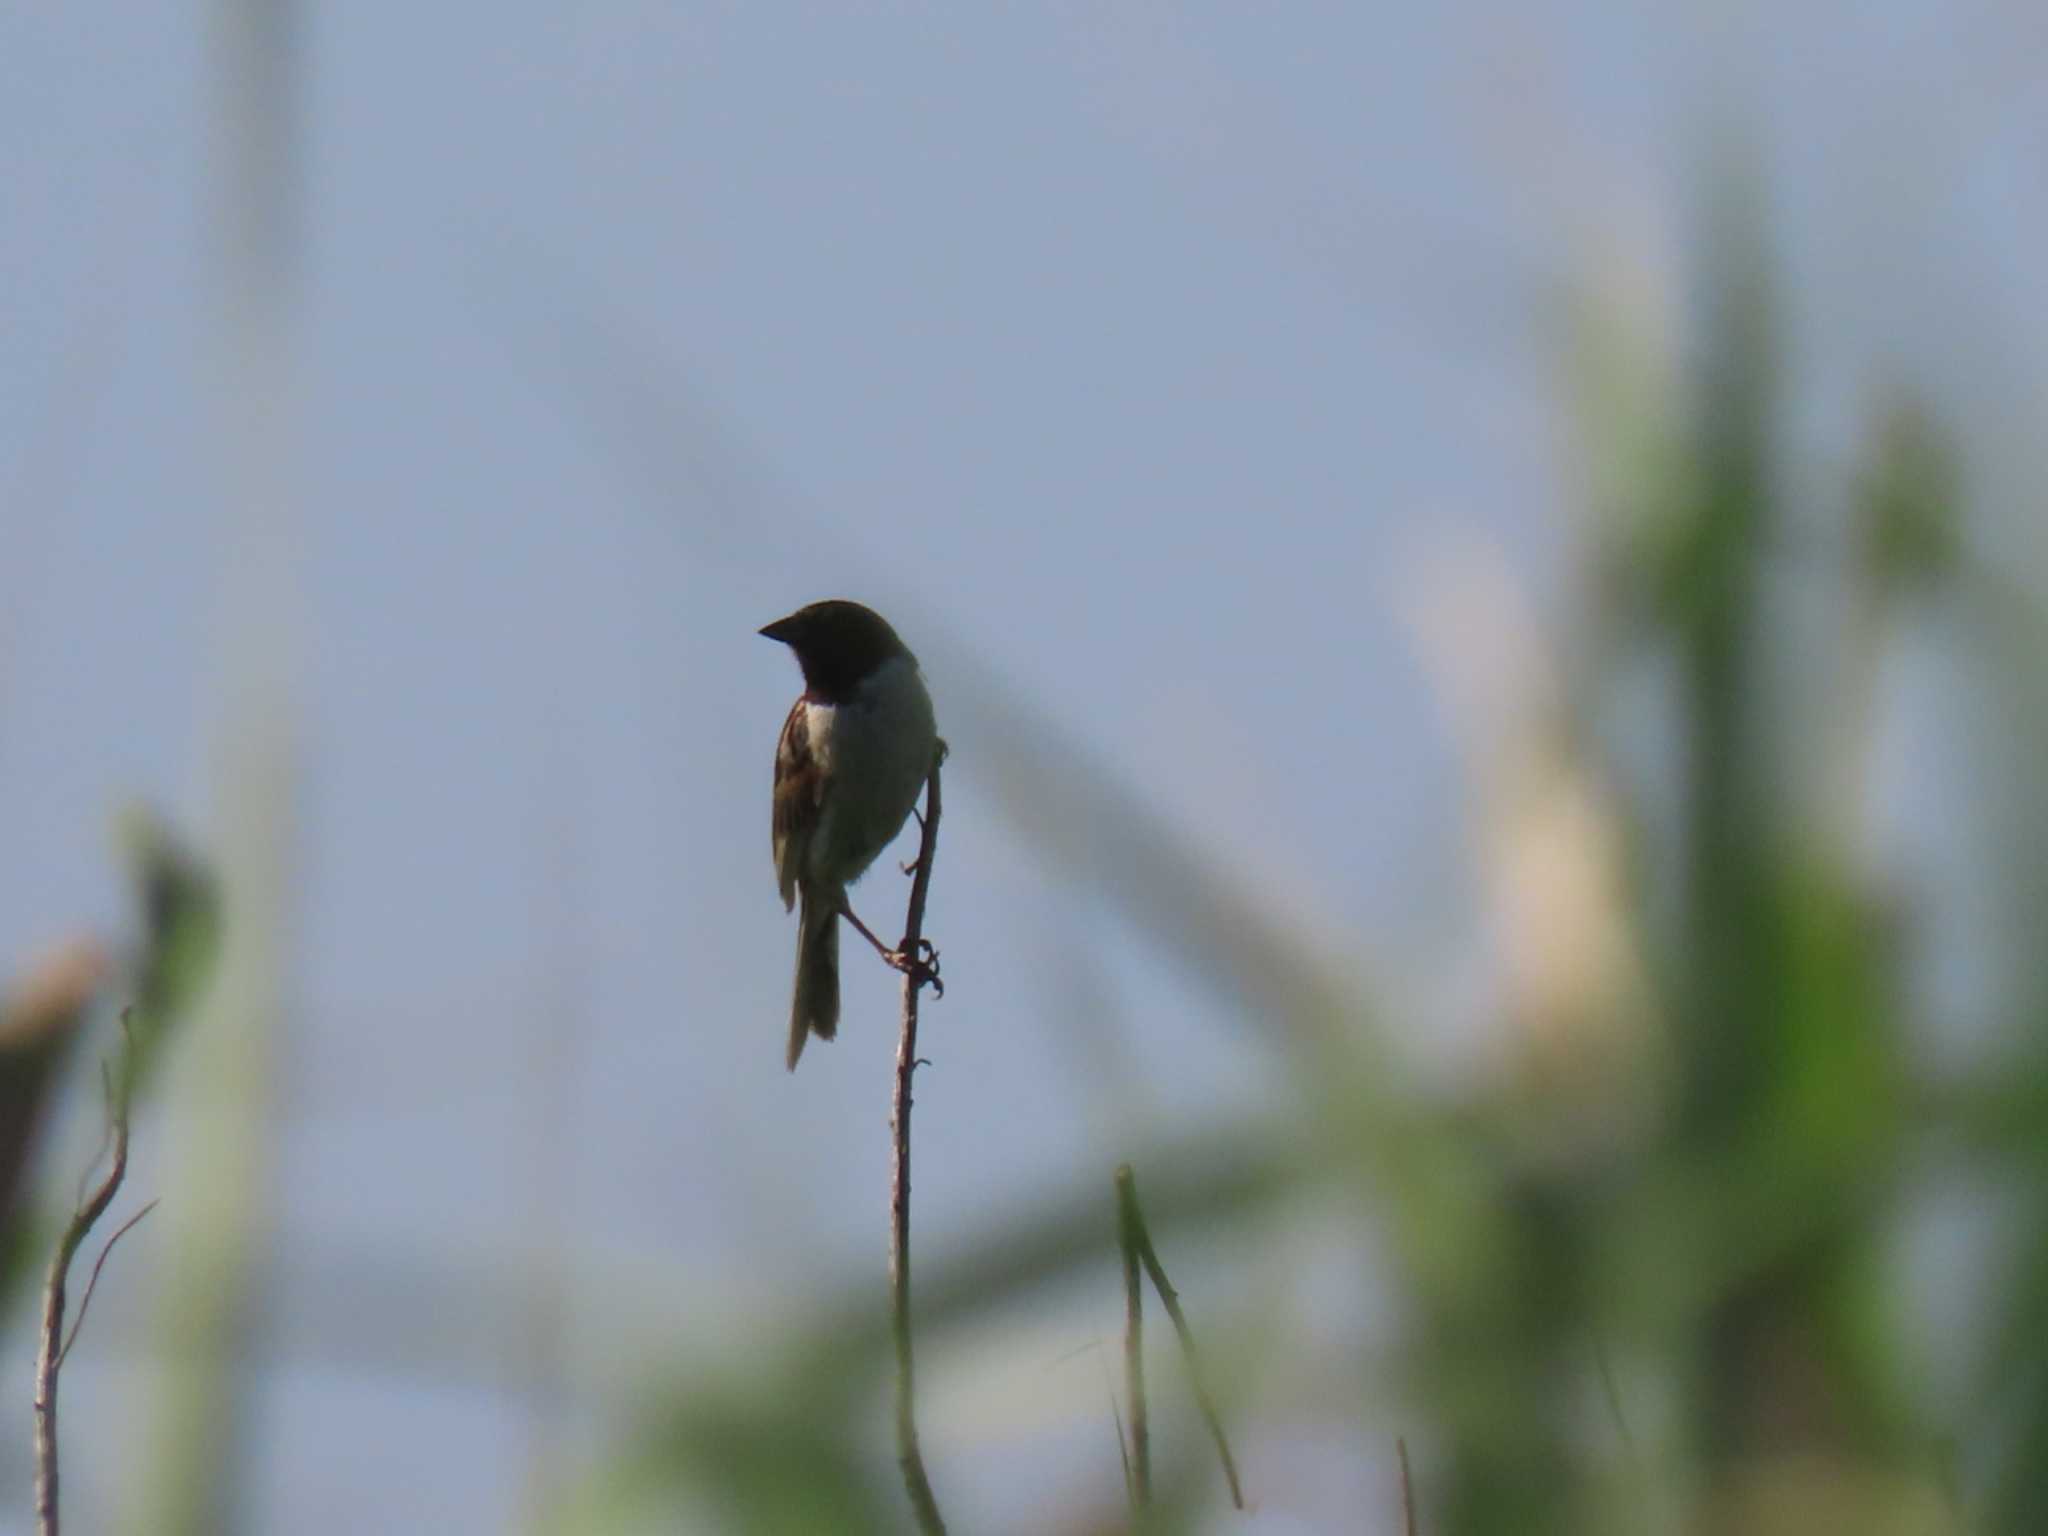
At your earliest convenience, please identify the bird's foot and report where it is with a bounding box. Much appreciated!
[887,938,943,996]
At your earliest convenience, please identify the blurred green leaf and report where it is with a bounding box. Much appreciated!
[1854,396,1960,599]
[604,1363,894,1536]
[115,806,221,1096]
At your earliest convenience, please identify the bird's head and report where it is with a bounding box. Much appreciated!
[760,600,915,701]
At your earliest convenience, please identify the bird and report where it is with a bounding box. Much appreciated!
[761,600,939,1070]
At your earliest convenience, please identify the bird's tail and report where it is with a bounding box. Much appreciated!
[787,893,839,1070]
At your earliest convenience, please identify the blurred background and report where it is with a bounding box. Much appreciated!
[2,2,2045,1532]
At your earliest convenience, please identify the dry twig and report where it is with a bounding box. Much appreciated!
[57,1199,160,1369]
[34,1017,145,1536]
[890,745,948,1535]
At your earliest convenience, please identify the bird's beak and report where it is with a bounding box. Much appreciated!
[758,615,796,644]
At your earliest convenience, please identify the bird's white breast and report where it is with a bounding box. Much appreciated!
[804,655,938,887]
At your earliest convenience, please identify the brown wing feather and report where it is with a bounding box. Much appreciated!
[771,699,824,910]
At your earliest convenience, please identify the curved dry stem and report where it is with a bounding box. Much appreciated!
[35,1019,143,1536]
[57,1199,160,1369]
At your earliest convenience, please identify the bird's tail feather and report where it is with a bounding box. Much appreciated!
[787,894,839,1070]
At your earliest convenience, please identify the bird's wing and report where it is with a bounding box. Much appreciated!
[771,698,825,911]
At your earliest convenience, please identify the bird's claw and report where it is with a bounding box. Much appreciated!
[887,938,943,996]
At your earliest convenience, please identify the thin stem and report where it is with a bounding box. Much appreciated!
[1397,1437,1417,1536]
[35,1022,140,1536]
[1125,1169,1246,1510]
[1103,1356,1134,1502]
[1115,1165,1151,1509]
[57,1199,160,1368]
[890,747,948,1536]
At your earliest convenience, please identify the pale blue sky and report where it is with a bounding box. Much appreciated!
[1,2,2041,1530]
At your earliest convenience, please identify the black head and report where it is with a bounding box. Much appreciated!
[759,600,915,702]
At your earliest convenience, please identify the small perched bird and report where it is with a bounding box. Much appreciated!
[762,600,939,1070]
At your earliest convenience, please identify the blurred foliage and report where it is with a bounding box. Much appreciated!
[115,806,223,1096]
[567,169,2043,1535]
[0,813,216,1323]
[0,939,107,1307]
